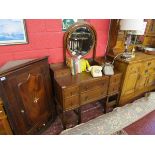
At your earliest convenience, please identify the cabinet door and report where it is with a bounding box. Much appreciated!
[0,61,54,134]
[122,64,140,95]
[147,72,155,86]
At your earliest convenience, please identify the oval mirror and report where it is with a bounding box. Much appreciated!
[66,23,96,57]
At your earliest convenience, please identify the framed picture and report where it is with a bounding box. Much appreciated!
[62,19,85,31]
[0,19,28,45]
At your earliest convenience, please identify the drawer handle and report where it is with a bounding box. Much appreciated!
[21,109,25,113]
[0,110,3,113]
[43,123,46,126]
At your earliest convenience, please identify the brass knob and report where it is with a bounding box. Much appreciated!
[21,110,25,113]
[43,123,46,126]
[0,110,2,113]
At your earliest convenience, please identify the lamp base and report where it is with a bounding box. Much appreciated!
[121,52,133,61]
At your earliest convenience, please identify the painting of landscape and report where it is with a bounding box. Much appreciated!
[0,19,27,45]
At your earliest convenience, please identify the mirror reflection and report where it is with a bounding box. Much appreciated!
[68,26,94,57]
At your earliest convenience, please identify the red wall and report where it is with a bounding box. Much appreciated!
[0,19,110,66]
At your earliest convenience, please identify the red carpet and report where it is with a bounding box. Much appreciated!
[124,110,155,135]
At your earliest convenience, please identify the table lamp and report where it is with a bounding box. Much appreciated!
[131,21,147,57]
[120,19,146,60]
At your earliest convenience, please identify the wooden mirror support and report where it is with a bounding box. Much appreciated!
[63,22,97,63]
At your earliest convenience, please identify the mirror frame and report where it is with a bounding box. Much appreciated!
[63,22,97,62]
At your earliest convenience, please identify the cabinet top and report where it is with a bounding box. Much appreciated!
[0,56,48,76]
[108,52,155,64]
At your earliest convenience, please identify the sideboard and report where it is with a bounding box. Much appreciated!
[108,52,155,106]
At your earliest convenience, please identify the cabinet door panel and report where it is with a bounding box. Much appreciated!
[148,74,155,86]
[18,73,50,124]
[0,62,53,134]
[136,75,148,90]
[122,72,139,95]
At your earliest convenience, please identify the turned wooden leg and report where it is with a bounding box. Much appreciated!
[78,108,81,124]
[104,96,109,114]
[62,111,66,130]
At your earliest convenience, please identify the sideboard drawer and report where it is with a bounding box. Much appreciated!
[80,88,107,105]
[63,86,79,98]
[80,78,109,92]
[64,95,79,111]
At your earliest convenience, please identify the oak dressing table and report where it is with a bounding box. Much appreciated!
[50,22,122,129]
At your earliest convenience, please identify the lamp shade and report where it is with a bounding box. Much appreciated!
[133,22,147,35]
[120,19,145,31]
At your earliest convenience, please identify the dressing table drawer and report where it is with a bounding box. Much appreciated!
[63,86,79,98]
[109,74,121,85]
[63,95,79,111]
[80,78,109,92]
[108,84,120,95]
[80,88,107,105]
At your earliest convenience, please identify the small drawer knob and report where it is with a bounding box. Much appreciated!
[21,110,25,113]
[0,110,3,113]
[43,123,46,126]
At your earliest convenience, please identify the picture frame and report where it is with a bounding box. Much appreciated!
[0,19,28,45]
[62,19,85,31]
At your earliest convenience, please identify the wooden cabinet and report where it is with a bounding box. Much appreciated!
[113,52,155,106]
[0,98,12,135]
[0,57,55,134]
